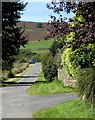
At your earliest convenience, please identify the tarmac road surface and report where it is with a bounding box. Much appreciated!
[0,62,78,118]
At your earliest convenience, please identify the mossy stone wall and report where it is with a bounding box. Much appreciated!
[58,68,77,88]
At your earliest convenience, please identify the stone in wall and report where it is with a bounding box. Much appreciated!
[58,68,77,88]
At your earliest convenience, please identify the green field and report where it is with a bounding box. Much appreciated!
[33,99,93,118]
[20,39,54,53]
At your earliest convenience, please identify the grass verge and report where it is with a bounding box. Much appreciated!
[33,99,93,118]
[26,72,78,96]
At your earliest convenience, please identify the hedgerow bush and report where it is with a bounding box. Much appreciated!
[61,48,81,78]
[1,75,8,81]
[41,52,58,82]
[50,37,64,56]
[61,44,95,78]
[19,57,27,63]
[31,54,41,62]
[8,70,15,78]
[40,51,50,63]
[17,50,40,63]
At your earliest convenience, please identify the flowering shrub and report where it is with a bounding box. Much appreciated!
[54,53,63,69]
[41,52,58,82]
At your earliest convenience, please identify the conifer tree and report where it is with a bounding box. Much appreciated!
[2,2,28,70]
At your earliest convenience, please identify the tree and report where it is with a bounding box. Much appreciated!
[47,1,95,104]
[2,1,28,70]
[47,2,95,48]
[37,23,44,28]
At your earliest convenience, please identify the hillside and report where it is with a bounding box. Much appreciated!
[17,21,51,42]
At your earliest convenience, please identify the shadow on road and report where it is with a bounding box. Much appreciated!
[13,75,39,78]
[2,80,46,87]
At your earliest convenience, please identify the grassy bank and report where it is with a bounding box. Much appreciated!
[1,64,32,86]
[26,72,78,96]
[2,62,29,81]
[33,99,93,118]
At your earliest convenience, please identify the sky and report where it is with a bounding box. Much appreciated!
[20,0,74,22]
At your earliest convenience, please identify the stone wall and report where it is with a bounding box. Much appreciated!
[58,68,77,88]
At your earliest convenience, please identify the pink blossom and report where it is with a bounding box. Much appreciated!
[57,59,60,62]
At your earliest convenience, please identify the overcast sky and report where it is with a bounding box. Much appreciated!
[20,0,74,22]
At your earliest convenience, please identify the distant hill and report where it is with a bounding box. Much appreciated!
[17,21,51,42]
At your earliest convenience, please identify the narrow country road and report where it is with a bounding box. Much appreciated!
[0,62,78,118]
